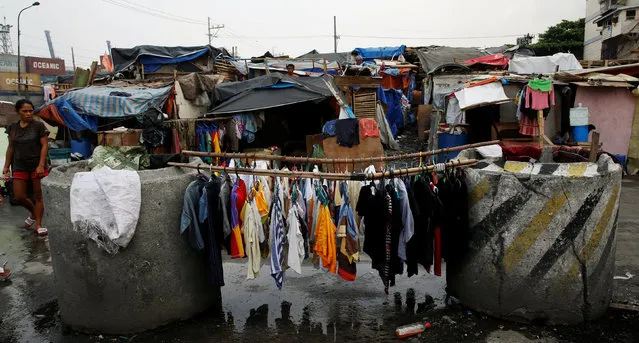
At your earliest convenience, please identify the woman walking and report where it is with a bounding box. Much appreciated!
[2,99,49,236]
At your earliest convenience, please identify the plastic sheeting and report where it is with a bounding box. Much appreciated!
[210,74,334,115]
[508,53,582,74]
[140,49,209,73]
[111,45,230,72]
[464,53,510,68]
[454,82,510,110]
[416,46,488,74]
[353,46,405,60]
[48,85,172,118]
[378,88,404,137]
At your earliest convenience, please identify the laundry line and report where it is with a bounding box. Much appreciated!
[180,140,499,164]
[167,159,478,181]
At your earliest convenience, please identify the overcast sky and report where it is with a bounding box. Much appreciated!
[2,0,586,69]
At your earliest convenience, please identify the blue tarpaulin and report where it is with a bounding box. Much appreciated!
[353,46,406,60]
[49,85,172,118]
[54,99,98,132]
[378,87,404,138]
[140,49,209,73]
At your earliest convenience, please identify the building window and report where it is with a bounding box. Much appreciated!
[627,10,636,21]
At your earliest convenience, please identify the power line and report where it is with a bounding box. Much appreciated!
[340,33,526,40]
[116,0,206,24]
[100,0,206,25]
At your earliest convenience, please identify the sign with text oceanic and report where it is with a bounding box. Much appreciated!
[0,55,26,73]
[0,72,42,92]
[25,56,66,75]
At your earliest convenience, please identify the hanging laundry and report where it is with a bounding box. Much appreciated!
[337,182,359,281]
[243,197,264,279]
[359,118,380,138]
[313,192,337,274]
[180,175,225,286]
[230,179,247,259]
[269,181,286,289]
[335,118,360,147]
[287,203,305,274]
[322,120,337,138]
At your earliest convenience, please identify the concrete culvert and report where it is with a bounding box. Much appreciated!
[41,162,218,334]
[448,147,623,325]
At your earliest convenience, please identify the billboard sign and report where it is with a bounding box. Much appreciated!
[26,57,66,75]
[0,72,42,92]
[0,55,26,73]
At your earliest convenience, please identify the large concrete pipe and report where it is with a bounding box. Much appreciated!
[42,162,218,334]
[448,150,623,325]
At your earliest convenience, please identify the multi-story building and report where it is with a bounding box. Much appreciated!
[584,0,639,60]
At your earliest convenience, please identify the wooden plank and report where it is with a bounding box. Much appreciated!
[306,133,323,157]
[590,131,600,162]
[537,110,544,148]
[417,105,432,141]
[334,75,383,88]
[323,134,385,173]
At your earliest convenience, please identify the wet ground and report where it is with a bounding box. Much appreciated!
[1,151,639,342]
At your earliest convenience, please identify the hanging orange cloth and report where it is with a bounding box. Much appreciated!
[313,204,337,274]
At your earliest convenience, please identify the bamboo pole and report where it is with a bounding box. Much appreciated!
[167,159,478,181]
[181,140,499,164]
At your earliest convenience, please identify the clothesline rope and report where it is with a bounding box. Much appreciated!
[167,159,478,181]
[180,140,498,164]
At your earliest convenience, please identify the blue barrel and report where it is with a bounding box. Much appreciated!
[71,138,93,159]
[438,132,469,162]
[572,125,589,142]
[613,154,627,168]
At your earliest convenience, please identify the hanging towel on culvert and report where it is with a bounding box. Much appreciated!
[70,166,141,255]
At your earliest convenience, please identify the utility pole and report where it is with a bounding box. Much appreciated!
[207,16,224,45]
[44,30,55,58]
[0,17,13,55]
[71,47,76,70]
[333,16,338,53]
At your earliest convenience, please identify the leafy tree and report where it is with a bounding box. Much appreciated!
[529,18,586,59]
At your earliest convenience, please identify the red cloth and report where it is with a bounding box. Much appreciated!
[171,128,181,154]
[36,104,65,127]
[234,179,247,227]
[381,73,403,90]
[434,227,441,277]
[463,53,510,68]
[359,118,379,138]
[501,146,542,162]
[519,116,539,136]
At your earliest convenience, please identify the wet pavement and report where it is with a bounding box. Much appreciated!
[1,176,639,342]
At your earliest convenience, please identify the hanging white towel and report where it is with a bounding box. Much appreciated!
[70,166,141,255]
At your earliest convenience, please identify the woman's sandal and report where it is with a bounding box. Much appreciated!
[24,216,35,228]
[0,261,11,282]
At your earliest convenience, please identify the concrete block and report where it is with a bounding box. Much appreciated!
[448,151,623,325]
[42,162,218,334]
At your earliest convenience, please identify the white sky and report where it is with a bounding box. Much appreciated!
[2,0,586,69]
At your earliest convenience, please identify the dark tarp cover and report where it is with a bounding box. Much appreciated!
[297,50,351,65]
[416,46,488,74]
[111,45,230,73]
[209,74,334,115]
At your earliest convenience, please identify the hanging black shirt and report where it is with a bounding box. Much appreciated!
[335,118,360,147]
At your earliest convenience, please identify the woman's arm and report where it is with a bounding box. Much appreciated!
[3,136,13,176]
[35,135,48,176]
